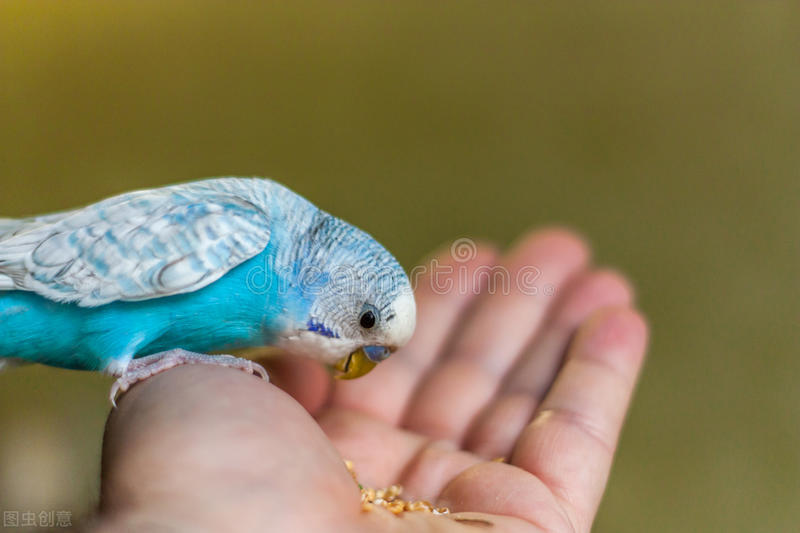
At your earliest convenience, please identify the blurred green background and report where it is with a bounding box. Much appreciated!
[1,2,798,531]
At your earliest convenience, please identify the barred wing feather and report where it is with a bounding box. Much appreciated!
[0,187,271,307]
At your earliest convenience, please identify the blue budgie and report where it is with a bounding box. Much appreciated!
[0,177,416,403]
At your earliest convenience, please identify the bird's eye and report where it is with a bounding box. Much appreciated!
[359,309,376,329]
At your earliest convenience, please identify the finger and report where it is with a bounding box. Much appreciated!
[464,270,633,458]
[260,353,333,415]
[101,366,361,530]
[359,510,537,533]
[318,407,483,503]
[404,228,590,442]
[437,462,575,532]
[511,307,648,531]
[331,243,498,424]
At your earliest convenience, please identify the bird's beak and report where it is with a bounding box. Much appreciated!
[333,348,377,380]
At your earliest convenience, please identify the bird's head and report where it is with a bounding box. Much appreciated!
[277,212,416,379]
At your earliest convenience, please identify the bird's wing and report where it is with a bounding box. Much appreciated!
[0,186,271,306]
[0,218,25,236]
[0,208,82,239]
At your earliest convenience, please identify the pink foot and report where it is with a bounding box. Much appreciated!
[109,349,268,406]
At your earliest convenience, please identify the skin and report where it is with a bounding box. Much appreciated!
[89,228,648,533]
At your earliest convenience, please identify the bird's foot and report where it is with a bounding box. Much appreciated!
[109,349,268,407]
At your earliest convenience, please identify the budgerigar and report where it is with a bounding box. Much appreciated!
[0,177,416,403]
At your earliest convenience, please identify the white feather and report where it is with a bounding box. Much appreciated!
[384,291,416,348]
[0,274,14,290]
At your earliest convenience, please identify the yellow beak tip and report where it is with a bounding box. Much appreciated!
[333,348,377,380]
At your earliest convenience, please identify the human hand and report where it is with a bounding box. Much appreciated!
[92,229,647,533]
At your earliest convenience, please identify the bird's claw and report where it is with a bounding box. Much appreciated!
[108,349,269,407]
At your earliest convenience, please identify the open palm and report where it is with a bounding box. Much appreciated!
[94,229,647,533]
